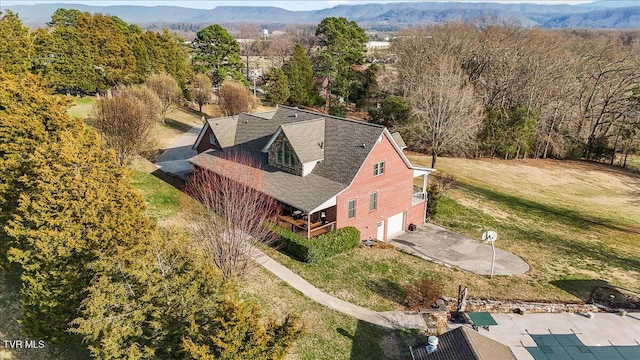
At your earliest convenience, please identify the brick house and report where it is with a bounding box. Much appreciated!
[190,106,433,241]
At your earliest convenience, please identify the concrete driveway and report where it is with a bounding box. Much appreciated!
[155,124,202,179]
[390,223,530,275]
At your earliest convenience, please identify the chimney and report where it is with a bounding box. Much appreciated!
[426,336,438,354]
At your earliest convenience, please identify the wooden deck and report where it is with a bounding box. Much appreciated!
[276,215,336,238]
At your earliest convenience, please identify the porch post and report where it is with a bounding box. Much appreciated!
[422,174,427,195]
[307,212,311,239]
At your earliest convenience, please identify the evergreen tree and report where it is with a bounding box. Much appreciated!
[159,30,190,88]
[192,24,245,85]
[6,126,154,343]
[282,44,318,107]
[368,95,412,129]
[0,70,76,268]
[315,17,367,104]
[0,11,32,75]
[263,68,290,105]
[72,229,302,359]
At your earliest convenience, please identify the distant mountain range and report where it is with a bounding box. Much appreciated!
[4,1,640,30]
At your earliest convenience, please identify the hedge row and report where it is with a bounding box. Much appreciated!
[266,223,361,263]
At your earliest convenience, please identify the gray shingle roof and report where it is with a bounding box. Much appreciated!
[410,327,515,360]
[206,116,237,148]
[281,118,325,163]
[392,131,407,149]
[190,106,386,212]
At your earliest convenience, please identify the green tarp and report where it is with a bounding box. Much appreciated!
[526,334,640,360]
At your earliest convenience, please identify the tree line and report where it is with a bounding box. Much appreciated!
[389,24,640,168]
[1,9,190,94]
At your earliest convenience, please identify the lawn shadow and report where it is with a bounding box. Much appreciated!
[339,321,425,360]
[517,227,640,274]
[366,278,406,307]
[459,182,639,235]
[550,279,640,308]
[163,117,194,133]
[151,169,185,192]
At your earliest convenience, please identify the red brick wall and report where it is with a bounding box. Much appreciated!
[335,133,425,240]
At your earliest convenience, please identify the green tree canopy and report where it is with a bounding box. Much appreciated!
[314,17,367,102]
[282,43,318,107]
[0,70,76,268]
[6,124,154,343]
[263,68,290,105]
[192,24,245,85]
[0,11,33,75]
[368,95,412,129]
[72,229,302,359]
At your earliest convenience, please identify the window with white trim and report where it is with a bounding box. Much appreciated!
[373,161,385,176]
[348,199,356,219]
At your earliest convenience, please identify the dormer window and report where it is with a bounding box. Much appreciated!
[209,132,216,146]
[276,141,295,168]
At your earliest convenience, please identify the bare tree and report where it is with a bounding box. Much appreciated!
[189,73,212,112]
[146,73,182,123]
[218,80,257,117]
[89,87,158,165]
[406,54,483,168]
[185,152,280,280]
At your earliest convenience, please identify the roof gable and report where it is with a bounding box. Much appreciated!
[281,118,325,163]
[208,116,238,148]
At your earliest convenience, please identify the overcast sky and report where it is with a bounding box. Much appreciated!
[2,0,607,11]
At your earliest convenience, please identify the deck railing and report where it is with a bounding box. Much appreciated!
[275,215,336,238]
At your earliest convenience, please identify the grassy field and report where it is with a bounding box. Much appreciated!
[261,156,640,311]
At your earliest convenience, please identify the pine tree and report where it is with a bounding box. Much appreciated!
[192,24,245,86]
[282,44,318,107]
[0,11,32,75]
[263,68,290,105]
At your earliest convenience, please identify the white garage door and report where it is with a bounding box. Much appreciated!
[387,212,405,238]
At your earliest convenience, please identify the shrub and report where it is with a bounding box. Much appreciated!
[328,104,346,118]
[404,278,443,311]
[426,184,442,221]
[266,223,360,263]
[430,172,456,194]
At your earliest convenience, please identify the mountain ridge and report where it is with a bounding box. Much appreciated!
[4,2,639,30]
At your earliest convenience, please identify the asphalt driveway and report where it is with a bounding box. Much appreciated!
[390,223,530,275]
[155,124,202,179]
